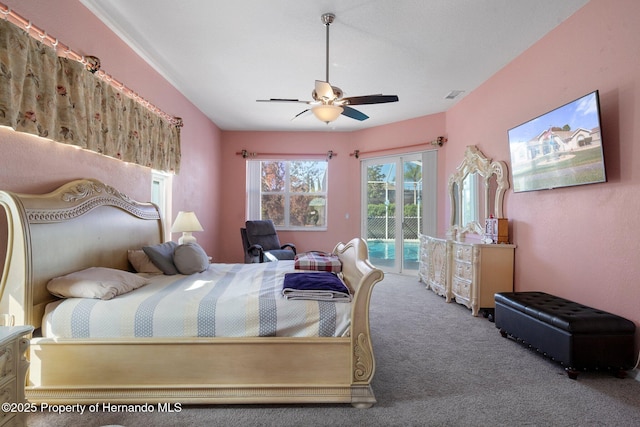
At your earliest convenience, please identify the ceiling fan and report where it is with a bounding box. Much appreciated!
[257,13,399,124]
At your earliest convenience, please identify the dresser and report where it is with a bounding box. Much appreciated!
[419,234,515,316]
[0,326,33,427]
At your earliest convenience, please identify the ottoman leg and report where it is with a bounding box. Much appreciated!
[566,368,579,380]
[615,369,627,379]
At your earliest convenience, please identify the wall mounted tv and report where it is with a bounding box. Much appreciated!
[507,90,606,193]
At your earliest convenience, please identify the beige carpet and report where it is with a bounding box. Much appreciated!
[26,273,640,426]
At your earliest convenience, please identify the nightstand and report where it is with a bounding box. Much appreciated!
[0,326,33,427]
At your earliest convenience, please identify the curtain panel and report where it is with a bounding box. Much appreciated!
[0,19,181,173]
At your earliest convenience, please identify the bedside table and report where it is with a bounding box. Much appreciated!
[0,326,33,427]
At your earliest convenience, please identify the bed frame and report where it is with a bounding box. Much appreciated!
[0,179,384,407]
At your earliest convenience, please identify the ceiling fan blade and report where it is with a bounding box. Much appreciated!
[256,98,310,103]
[315,80,334,100]
[342,95,399,105]
[291,109,311,120]
[341,106,369,121]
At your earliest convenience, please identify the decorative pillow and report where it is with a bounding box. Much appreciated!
[173,243,209,275]
[46,267,149,300]
[128,249,163,274]
[143,241,179,275]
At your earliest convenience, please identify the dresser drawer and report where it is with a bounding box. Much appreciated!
[0,378,16,426]
[453,260,472,282]
[453,244,473,262]
[0,326,33,427]
[452,276,471,299]
[0,381,16,405]
[0,344,15,384]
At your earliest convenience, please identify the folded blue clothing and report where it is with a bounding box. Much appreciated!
[282,272,351,302]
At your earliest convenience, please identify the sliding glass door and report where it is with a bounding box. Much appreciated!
[362,152,436,274]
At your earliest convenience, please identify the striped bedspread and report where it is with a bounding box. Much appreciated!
[42,261,351,339]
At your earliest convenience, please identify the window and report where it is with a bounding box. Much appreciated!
[247,160,328,230]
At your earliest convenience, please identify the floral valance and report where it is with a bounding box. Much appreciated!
[0,18,181,173]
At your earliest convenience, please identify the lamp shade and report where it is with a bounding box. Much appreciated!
[312,104,343,123]
[171,211,203,233]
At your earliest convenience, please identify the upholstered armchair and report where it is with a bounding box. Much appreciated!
[240,220,297,263]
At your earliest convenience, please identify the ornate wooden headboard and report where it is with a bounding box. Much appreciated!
[0,179,164,329]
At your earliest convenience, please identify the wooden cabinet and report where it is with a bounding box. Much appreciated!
[419,234,515,316]
[0,326,33,427]
[419,235,452,301]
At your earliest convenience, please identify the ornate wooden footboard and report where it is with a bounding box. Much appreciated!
[0,179,384,407]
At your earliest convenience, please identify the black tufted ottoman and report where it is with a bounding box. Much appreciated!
[494,292,636,379]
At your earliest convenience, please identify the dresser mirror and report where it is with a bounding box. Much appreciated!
[447,145,509,240]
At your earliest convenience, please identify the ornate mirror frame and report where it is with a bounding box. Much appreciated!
[447,145,509,240]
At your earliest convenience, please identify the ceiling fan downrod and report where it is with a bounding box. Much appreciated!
[321,13,335,83]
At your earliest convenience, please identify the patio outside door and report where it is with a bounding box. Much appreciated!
[362,153,435,274]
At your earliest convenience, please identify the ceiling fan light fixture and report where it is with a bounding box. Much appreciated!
[258,12,397,124]
[312,104,343,123]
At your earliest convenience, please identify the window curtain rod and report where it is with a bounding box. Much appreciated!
[349,136,447,158]
[237,149,337,160]
[0,2,182,127]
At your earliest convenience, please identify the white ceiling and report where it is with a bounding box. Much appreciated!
[81,0,589,132]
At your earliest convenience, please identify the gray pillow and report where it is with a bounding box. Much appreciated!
[173,243,209,275]
[143,241,179,275]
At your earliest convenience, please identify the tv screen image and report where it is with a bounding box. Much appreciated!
[507,90,606,193]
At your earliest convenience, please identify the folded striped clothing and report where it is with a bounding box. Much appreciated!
[282,272,351,302]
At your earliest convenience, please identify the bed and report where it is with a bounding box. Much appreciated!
[0,178,384,407]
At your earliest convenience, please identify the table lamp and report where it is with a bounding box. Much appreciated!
[171,211,203,244]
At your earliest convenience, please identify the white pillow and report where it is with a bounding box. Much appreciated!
[46,267,149,300]
[128,249,163,274]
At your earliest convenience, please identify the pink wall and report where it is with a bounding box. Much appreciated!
[445,0,640,349]
[0,0,223,260]
[218,113,446,263]
[1,0,638,351]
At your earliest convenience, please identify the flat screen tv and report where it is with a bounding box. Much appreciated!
[507,90,606,193]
